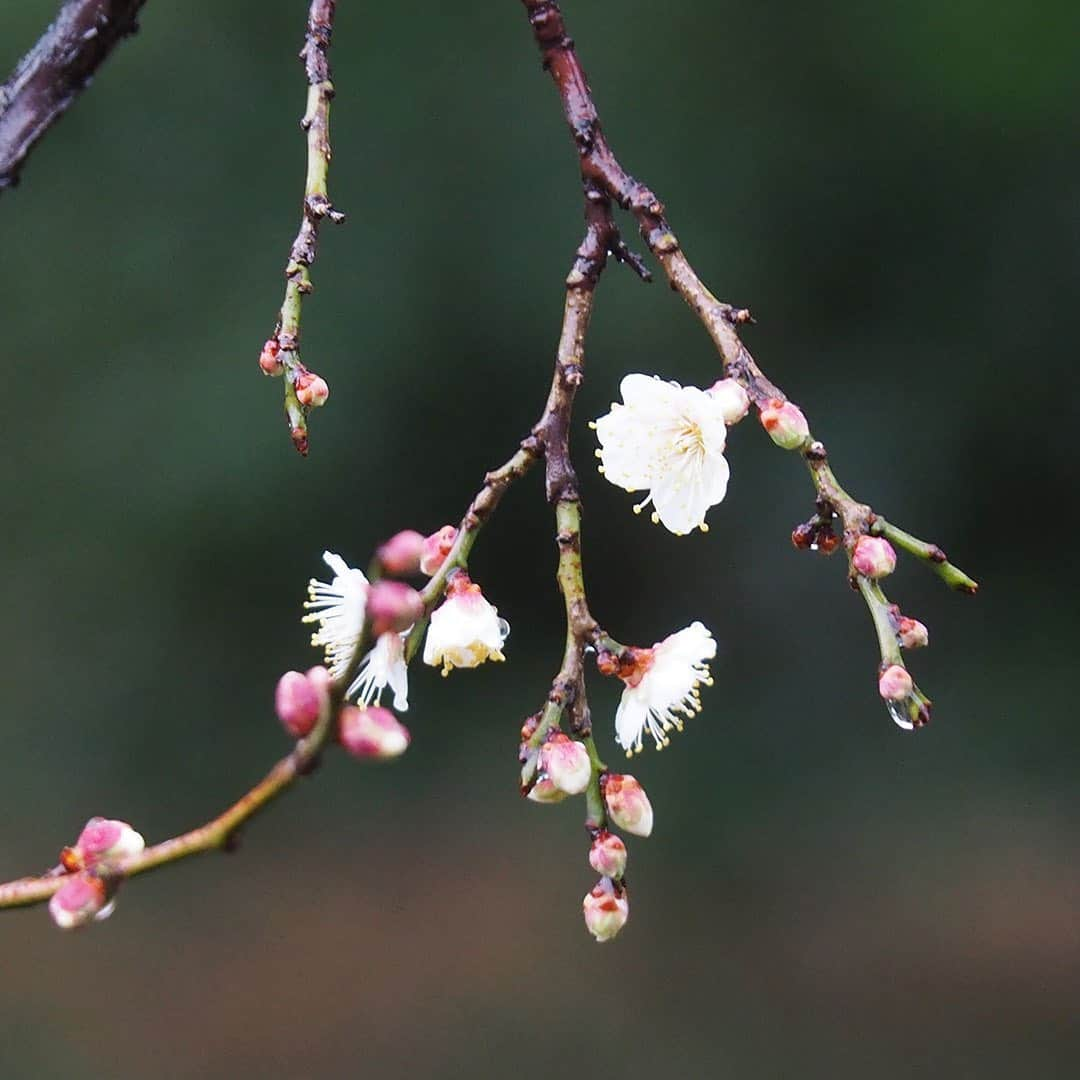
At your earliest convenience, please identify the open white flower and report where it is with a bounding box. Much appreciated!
[423,573,509,675]
[303,551,369,680]
[594,374,733,535]
[348,630,410,712]
[614,621,716,755]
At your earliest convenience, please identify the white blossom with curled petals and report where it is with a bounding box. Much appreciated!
[348,630,410,712]
[303,551,369,680]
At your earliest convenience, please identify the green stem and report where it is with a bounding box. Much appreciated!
[872,518,979,594]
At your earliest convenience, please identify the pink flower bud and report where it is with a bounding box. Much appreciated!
[526,776,570,804]
[540,733,592,796]
[897,616,929,649]
[295,371,329,408]
[589,831,627,879]
[49,873,113,930]
[707,377,750,424]
[258,338,283,376]
[377,530,425,576]
[602,774,654,838]
[74,817,145,867]
[878,664,913,701]
[759,398,810,449]
[339,705,410,760]
[419,525,457,576]
[852,535,897,579]
[274,667,328,739]
[366,581,424,637]
[583,877,629,942]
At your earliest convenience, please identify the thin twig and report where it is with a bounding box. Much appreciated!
[0,0,148,191]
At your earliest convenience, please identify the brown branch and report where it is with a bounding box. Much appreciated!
[0,0,148,192]
[262,0,344,456]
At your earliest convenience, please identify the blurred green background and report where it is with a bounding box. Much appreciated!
[2,2,1077,1077]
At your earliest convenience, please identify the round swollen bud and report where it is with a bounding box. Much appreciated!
[49,873,113,930]
[602,774,654,838]
[583,877,629,943]
[419,525,458,577]
[588,831,628,879]
[294,371,329,408]
[258,338,284,376]
[377,530,426,576]
[707,378,750,424]
[878,664,914,702]
[274,667,328,739]
[540,733,592,796]
[74,817,145,867]
[852,535,897,579]
[897,616,929,649]
[339,705,411,760]
[759,398,810,450]
[366,581,425,637]
[526,776,569,804]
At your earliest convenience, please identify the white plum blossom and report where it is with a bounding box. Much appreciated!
[303,552,369,680]
[614,621,716,755]
[423,573,509,675]
[348,630,410,712]
[593,374,739,535]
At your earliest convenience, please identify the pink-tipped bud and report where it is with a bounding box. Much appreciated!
[707,377,750,424]
[878,664,913,701]
[258,338,283,376]
[366,581,424,637]
[540,733,592,796]
[852,535,897,579]
[73,817,145,868]
[526,776,569,804]
[602,774,654,838]
[583,877,629,942]
[377,530,425,576]
[897,616,929,649]
[419,525,457,576]
[49,873,113,930]
[589,831,627,879]
[339,706,411,760]
[275,667,328,739]
[295,371,329,408]
[759,398,810,449]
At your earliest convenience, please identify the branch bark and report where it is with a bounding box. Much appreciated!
[0,0,147,192]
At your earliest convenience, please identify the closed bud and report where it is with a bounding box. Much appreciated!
[706,377,750,424]
[49,873,113,930]
[258,338,283,376]
[760,398,810,449]
[295,371,329,408]
[275,668,328,738]
[540,733,592,796]
[377,530,425,576]
[602,774,654,838]
[588,831,627,879]
[897,616,929,649]
[583,877,629,942]
[74,817,145,867]
[366,581,424,637]
[526,776,569,804]
[339,705,410,760]
[419,525,457,576]
[878,664,913,701]
[852,535,897,579]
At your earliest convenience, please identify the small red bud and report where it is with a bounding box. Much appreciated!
[274,668,327,738]
[897,617,929,649]
[339,706,410,760]
[366,581,425,637]
[295,371,329,407]
[377,530,426,576]
[258,338,284,376]
[419,525,458,576]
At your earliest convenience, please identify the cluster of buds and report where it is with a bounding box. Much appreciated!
[258,338,329,407]
[791,502,841,555]
[50,817,145,930]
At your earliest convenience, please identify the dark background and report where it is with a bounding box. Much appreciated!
[2,3,1077,1077]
